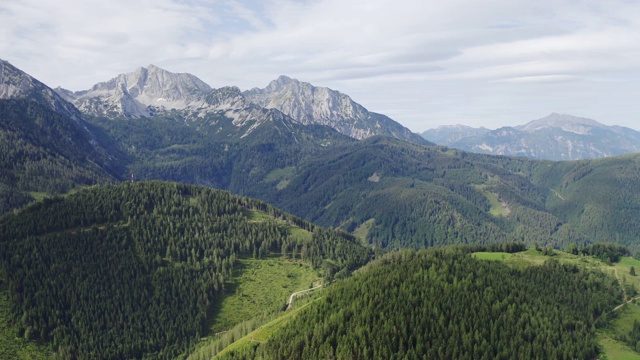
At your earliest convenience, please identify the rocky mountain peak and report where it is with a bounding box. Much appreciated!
[62,65,213,117]
[265,75,298,91]
[244,76,427,144]
[0,59,35,99]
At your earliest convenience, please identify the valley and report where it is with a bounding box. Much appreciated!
[3,59,640,358]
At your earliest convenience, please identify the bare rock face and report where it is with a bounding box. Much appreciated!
[244,76,427,144]
[0,59,113,167]
[54,65,426,143]
[0,59,85,124]
[59,65,213,118]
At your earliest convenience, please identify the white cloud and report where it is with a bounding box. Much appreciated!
[1,0,640,131]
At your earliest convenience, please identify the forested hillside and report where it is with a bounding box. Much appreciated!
[0,99,117,212]
[81,109,640,251]
[531,154,640,247]
[263,137,589,250]
[0,181,370,359]
[218,248,623,359]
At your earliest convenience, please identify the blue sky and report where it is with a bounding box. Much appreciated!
[2,0,640,131]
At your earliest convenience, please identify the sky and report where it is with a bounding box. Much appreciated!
[1,0,640,132]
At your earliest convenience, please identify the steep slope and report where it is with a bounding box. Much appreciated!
[422,113,640,160]
[0,181,370,359]
[0,59,117,213]
[244,75,428,144]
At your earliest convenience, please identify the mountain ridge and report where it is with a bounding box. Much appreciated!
[244,75,428,144]
[55,65,426,144]
[0,59,119,211]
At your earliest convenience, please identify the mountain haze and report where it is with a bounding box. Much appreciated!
[422,113,640,160]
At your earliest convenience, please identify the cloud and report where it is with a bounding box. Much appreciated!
[494,75,583,84]
[1,0,640,131]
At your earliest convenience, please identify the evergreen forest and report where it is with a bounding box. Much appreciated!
[218,249,623,360]
[0,181,370,359]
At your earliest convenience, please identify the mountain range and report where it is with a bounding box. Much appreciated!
[422,113,640,160]
[3,58,640,251]
[56,64,426,144]
[3,58,640,359]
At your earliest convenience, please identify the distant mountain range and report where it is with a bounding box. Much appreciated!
[422,113,640,160]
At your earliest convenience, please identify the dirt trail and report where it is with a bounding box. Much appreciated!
[614,268,628,303]
[286,285,322,309]
[613,296,640,312]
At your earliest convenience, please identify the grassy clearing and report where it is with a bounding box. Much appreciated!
[187,258,321,359]
[598,282,640,359]
[352,218,375,245]
[598,333,640,360]
[208,257,321,334]
[615,257,640,296]
[474,185,509,217]
[265,167,295,190]
[472,252,513,261]
[486,192,508,217]
[0,281,50,360]
[242,209,272,222]
[27,192,49,201]
[265,167,296,183]
[240,209,312,243]
[287,226,312,242]
[612,302,640,335]
[213,297,322,359]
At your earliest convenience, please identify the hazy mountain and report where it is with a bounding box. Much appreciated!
[422,124,489,144]
[422,113,640,160]
[244,75,428,144]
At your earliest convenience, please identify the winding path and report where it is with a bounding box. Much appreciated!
[286,285,322,309]
[613,296,640,312]
[600,269,639,316]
